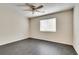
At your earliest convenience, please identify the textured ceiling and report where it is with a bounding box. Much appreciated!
[16,3,75,18]
[0,3,75,18]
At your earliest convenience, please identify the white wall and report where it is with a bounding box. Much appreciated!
[73,4,79,54]
[0,5,29,45]
[30,10,73,45]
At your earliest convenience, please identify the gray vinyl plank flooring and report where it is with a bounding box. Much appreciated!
[0,38,77,55]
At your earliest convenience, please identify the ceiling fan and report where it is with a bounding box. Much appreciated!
[18,3,44,14]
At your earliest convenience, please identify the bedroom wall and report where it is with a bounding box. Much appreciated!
[0,5,29,45]
[29,10,73,45]
[73,4,79,54]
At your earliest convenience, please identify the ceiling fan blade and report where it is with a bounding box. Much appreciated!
[25,3,35,8]
[35,10,45,13]
[36,5,43,9]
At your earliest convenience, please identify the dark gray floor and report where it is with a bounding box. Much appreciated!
[0,38,77,55]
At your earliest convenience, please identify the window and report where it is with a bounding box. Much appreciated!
[40,18,56,32]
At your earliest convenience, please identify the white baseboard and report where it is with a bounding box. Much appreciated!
[0,37,29,46]
[29,37,72,46]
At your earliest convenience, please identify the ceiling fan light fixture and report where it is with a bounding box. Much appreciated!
[18,3,44,14]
